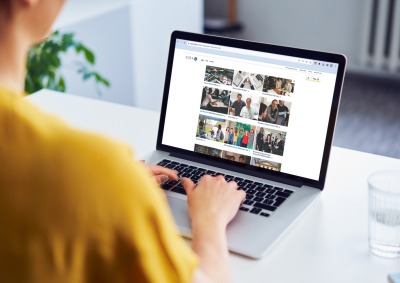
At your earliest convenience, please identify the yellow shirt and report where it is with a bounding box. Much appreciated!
[0,88,197,283]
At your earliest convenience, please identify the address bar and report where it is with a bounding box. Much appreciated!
[185,40,299,63]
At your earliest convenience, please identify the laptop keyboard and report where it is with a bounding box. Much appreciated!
[157,159,295,217]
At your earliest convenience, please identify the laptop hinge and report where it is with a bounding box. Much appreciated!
[170,152,303,188]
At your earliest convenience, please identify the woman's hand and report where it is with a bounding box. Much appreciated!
[181,175,245,229]
[146,165,179,184]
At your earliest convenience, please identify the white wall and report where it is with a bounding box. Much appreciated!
[54,0,203,110]
[58,5,135,105]
[129,0,204,110]
[206,0,366,67]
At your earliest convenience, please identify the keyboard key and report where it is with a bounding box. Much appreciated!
[262,199,274,205]
[157,161,169,167]
[171,185,186,195]
[275,191,290,198]
[265,188,276,194]
[243,179,253,184]
[243,200,254,206]
[263,184,273,189]
[166,180,179,186]
[265,193,275,199]
[283,189,294,194]
[247,184,256,190]
[253,196,264,202]
[253,202,277,212]
[274,187,284,192]
[260,212,270,217]
[188,166,197,170]
[255,186,266,192]
[234,177,244,182]
[247,189,257,195]
[239,207,250,212]
[161,183,174,190]
[237,182,248,188]
[250,208,261,215]
[253,182,263,186]
[175,166,186,172]
[273,197,286,207]
[179,163,189,168]
[225,175,234,179]
[206,170,216,175]
[245,194,253,201]
[165,164,176,169]
[255,191,266,197]
[170,161,180,166]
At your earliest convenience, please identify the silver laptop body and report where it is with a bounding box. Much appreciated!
[143,31,346,259]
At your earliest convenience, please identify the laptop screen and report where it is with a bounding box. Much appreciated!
[161,34,343,183]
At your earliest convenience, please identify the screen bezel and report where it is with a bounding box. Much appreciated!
[156,31,346,190]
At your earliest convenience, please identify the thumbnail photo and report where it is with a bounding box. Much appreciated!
[225,120,257,149]
[250,158,282,172]
[262,76,295,96]
[197,115,227,142]
[200,86,231,114]
[204,65,234,85]
[255,127,286,156]
[194,144,223,158]
[232,71,264,91]
[258,98,291,127]
[222,151,251,164]
[229,92,260,120]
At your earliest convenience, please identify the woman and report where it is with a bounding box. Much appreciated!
[215,124,223,142]
[227,128,234,144]
[263,134,272,153]
[258,102,268,121]
[201,88,213,110]
[247,129,255,149]
[237,129,243,147]
[233,128,239,145]
[0,1,245,282]
[241,130,249,148]
[256,128,264,151]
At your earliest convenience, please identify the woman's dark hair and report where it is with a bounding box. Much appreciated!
[0,1,12,20]
[259,103,267,115]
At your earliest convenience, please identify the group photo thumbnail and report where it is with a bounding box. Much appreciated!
[197,115,226,142]
[200,86,231,114]
[255,127,286,156]
[225,120,257,149]
[194,144,223,158]
[262,76,295,96]
[232,71,264,91]
[250,158,282,172]
[222,151,251,164]
[229,92,260,120]
[258,98,291,127]
[204,65,234,85]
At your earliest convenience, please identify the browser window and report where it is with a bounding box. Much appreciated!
[162,39,339,181]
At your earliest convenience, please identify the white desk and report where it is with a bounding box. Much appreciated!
[27,90,400,283]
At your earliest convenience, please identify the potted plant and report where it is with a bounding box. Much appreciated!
[25,30,110,94]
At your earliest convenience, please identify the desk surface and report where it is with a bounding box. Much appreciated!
[27,90,400,283]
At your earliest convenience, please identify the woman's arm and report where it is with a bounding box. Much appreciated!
[182,176,245,283]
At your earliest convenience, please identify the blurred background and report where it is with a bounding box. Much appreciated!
[46,0,399,158]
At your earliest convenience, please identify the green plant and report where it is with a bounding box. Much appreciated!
[25,30,110,94]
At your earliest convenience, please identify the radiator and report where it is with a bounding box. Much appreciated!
[360,0,400,73]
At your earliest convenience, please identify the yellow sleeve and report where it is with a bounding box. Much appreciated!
[52,128,199,283]
[0,90,198,283]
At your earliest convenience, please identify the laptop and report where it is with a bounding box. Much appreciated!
[143,31,346,259]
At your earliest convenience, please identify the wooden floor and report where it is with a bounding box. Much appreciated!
[333,73,400,159]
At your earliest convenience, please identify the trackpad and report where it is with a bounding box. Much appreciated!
[167,196,193,236]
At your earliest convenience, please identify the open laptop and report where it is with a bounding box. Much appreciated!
[143,31,346,259]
